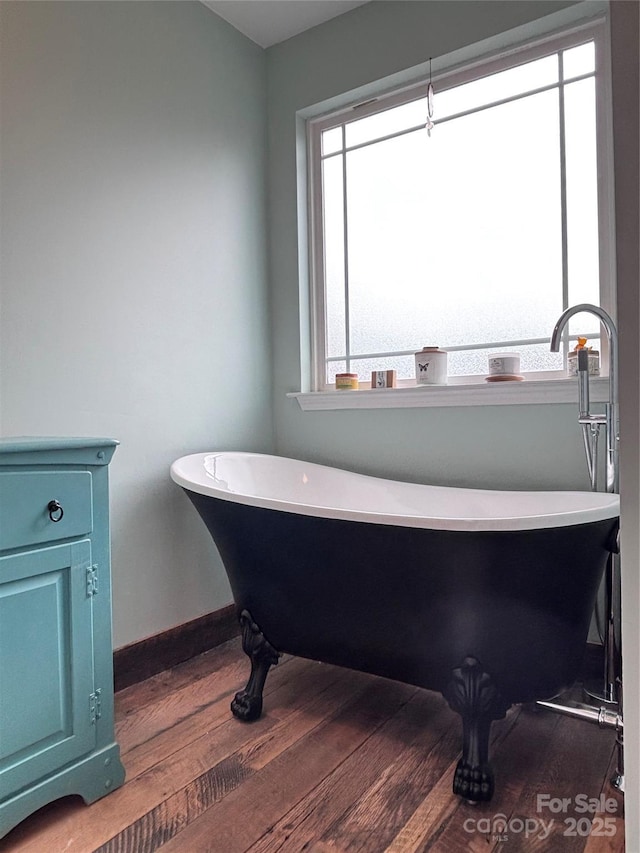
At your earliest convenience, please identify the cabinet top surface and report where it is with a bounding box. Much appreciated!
[0,436,118,457]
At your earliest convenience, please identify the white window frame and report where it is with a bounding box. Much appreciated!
[292,12,615,410]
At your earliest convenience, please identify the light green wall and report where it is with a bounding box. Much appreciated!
[0,1,273,647]
[267,0,602,491]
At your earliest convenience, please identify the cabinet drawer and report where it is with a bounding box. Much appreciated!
[0,472,93,551]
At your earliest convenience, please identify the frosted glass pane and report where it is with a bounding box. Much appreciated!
[344,89,563,358]
[327,361,347,384]
[350,354,414,381]
[565,78,599,336]
[322,156,346,358]
[562,42,595,80]
[346,100,428,148]
[448,343,563,377]
[435,55,558,121]
[322,127,343,156]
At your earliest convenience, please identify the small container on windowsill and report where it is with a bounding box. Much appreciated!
[335,372,359,390]
[371,370,397,388]
[567,346,600,377]
[415,347,448,385]
[486,352,524,382]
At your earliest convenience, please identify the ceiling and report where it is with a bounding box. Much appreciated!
[200,0,370,48]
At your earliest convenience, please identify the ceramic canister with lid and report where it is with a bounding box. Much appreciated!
[567,349,600,376]
[488,352,521,377]
[415,347,448,385]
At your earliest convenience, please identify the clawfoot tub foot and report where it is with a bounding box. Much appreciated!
[231,609,281,722]
[443,656,510,803]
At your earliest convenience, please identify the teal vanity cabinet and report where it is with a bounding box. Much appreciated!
[0,438,125,838]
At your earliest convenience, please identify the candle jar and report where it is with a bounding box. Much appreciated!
[335,372,359,390]
[415,347,448,385]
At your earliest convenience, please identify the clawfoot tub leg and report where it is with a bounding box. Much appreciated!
[231,609,281,722]
[443,656,510,803]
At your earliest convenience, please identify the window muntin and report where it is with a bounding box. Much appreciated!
[309,25,610,390]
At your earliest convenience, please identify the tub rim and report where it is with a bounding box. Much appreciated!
[170,451,620,533]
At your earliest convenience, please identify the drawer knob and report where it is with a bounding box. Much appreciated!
[47,499,64,523]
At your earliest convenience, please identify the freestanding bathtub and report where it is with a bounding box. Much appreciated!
[170,451,620,802]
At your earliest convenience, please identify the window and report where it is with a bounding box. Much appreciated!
[307,22,613,393]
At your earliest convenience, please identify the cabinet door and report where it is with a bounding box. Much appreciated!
[0,540,96,798]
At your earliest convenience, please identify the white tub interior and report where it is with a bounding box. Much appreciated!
[170,452,620,533]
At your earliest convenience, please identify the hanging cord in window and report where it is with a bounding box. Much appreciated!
[425,57,435,137]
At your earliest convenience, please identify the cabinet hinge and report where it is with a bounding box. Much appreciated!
[90,689,102,724]
[86,564,99,597]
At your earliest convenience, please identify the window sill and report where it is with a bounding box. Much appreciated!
[288,377,609,411]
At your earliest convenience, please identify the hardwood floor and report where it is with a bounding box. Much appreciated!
[1,638,624,852]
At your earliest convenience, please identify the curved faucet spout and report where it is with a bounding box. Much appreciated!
[550,303,617,358]
[550,303,618,493]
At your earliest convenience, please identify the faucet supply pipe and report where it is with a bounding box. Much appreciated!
[576,348,601,490]
[536,698,622,731]
[582,422,600,492]
[578,348,591,419]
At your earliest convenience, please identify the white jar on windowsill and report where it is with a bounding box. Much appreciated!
[415,347,448,385]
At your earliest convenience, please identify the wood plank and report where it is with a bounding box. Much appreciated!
[382,705,523,853]
[583,818,625,853]
[87,667,377,853]
[158,679,418,853]
[95,674,390,853]
[492,710,618,853]
[115,637,248,720]
[306,696,462,853]
[598,740,624,820]
[94,755,251,853]
[120,655,315,782]
[116,648,260,753]
[582,743,625,853]
[116,648,298,761]
[343,705,525,853]
[247,688,458,853]
[420,703,560,852]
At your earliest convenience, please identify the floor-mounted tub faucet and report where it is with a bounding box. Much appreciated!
[550,303,619,494]
[548,302,623,791]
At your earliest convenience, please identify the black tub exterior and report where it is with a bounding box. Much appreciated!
[185,490,617,802]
